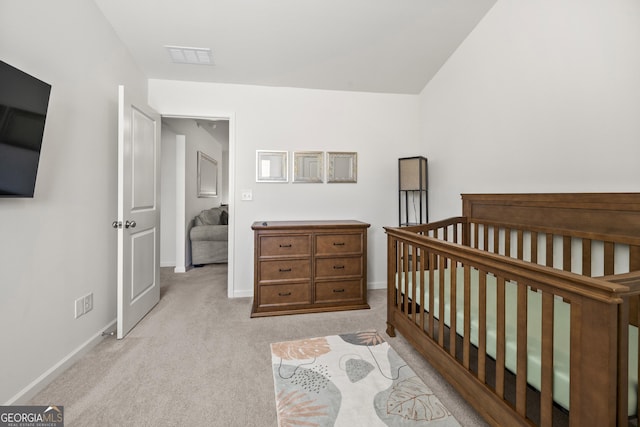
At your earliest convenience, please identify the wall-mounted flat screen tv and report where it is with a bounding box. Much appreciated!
[0,60,51,197]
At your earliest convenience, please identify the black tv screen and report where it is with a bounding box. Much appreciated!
[0,60,51,197]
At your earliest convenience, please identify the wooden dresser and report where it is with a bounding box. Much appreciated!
[251,220,370,317]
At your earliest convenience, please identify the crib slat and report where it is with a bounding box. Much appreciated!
[546,233,554,268]
[505,228,511,257]
[531,231,538,264]
[483,224,489,251]
[473,223,479,249]
[570,300,583,427]
[563,236,571,272]
[478,270,487,383]
[411,245,417,324]
[420,248,427,333]
[637,295,640,420]
[517,229,524,260]
[428,252,435,337]
[449,261,457,359]
[438,256,446,346]
[630,245,640,270]
[402,242,409,315]
[582,239,592,277]
[463,265,471,370]
[494,226,500,254]
[541,291,554,427]
[617,301,629,427]
[396,240,401,311]
[516,283,528,416]
[453,222,459,244]
[604,241,614,275]
[496,276,506,398]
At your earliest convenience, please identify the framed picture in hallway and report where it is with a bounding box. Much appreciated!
[197,151,218,197]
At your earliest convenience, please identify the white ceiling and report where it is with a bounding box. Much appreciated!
[94,0,496,95]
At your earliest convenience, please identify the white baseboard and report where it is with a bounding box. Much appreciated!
[5,319,117,405]
[232,289,253,298]
[160,261,176,268]
[174,265,192,273]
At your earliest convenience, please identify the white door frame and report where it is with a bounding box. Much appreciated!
[162,113,236,298]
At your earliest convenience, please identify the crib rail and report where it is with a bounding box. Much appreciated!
[385,220,640,427]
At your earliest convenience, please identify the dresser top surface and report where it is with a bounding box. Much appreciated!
[251,220,370,230]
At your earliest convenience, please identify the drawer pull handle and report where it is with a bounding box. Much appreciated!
[279,268,292,272]
[279,244,292,248]
[333,289,345,293]
[333,265,345,270]
[278,292,292,297]
[333,242,345,246]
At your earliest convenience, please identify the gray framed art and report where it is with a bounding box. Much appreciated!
[197,151,218,197]
[293,151,323,183]
[256,150,288,182]
[327,152,357,183]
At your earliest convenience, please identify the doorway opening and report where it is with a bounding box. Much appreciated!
[158,115,235,298]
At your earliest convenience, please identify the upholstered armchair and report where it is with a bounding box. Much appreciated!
[189,205,228,265]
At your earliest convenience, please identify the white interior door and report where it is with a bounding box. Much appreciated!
[116,85,161,339]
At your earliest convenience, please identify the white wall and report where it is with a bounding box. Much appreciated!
[160,124,178,267]
[420,0,640,220]
[0,0,147,404]
[182,122,224,227]
[148,81,422,295]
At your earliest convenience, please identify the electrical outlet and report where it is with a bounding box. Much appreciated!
[241,190,253,201]
[84,293,93,313]
[75,297,84,319]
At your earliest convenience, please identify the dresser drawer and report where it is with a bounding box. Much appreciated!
[315,233,362,255]
[315,257,362,278]
[259,283,311,307]
[260,259,310,281]
[315,280,363,303]
[259,235,310,257]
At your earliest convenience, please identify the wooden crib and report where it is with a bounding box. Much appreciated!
[384,193,640,427]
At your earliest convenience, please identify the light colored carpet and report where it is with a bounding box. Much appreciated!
[28,264,487,427]
[272,331,460,426]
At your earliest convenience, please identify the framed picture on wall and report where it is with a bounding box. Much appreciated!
[256,150,288,182]
[197,151,218,197]
[293,151,323,183]
[327,152,357,183]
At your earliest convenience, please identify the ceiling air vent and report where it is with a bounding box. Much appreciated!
[165,46,213,65]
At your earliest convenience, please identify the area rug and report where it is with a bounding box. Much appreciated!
[270,331,460,426]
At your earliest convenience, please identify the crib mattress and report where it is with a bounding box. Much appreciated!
[396,267,638,415]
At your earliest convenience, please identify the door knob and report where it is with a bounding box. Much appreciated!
[112,221,122,229]
[125,220,137,229]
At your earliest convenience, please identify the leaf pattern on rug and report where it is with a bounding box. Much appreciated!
[339,330,385,346]
[276,389,329,427]
[387,376,450,421]
[272,337,331,360]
